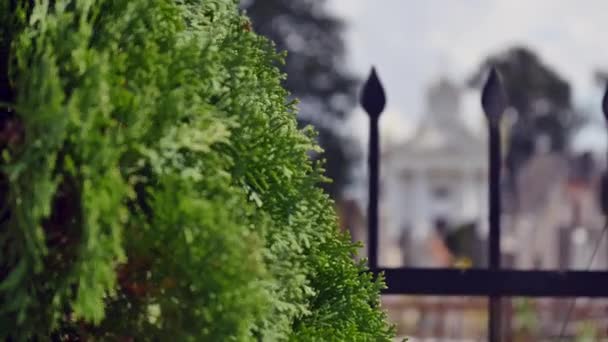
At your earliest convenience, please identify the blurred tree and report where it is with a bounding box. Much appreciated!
[469,47,581,179]
[241,0,358,199]
[445,222,483,267]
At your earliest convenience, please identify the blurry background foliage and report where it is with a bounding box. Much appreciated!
[0,0,393,340]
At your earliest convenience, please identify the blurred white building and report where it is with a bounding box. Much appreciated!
[379,79,487,267]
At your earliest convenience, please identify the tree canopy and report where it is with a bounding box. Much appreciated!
[470,46,581,175]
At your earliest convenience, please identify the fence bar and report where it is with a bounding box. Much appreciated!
[368,116,379,269]
[361,67,386,270]
[482,68,507,342]
[488,115,502,341]
[488,120,502,342]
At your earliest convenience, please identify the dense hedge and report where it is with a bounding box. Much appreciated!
[0,0,394,340]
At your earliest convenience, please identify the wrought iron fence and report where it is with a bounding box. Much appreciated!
[360,66,608,341]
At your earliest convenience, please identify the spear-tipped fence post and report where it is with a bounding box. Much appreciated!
[482,67,508,342]
[360,67,386,270]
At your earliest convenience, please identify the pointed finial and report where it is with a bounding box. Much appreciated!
[602,82,608,122]
[481,67,507,125]
[360,67,386,118]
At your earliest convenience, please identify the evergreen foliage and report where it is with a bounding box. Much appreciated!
[0,0,394,340]
[242,0,359,199]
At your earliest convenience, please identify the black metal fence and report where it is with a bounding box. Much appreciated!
[360,66,608,341]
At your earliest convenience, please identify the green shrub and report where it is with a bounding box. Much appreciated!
[0,0,394,340]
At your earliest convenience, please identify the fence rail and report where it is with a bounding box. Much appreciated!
[379,268,608,297]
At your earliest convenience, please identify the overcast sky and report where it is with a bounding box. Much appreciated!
[327,0,608,152]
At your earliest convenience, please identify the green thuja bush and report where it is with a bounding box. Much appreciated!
[0,0,394,340]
